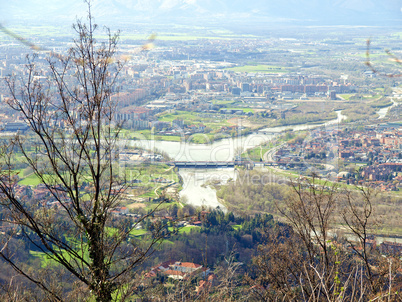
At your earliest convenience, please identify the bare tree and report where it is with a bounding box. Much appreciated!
[278,175,338,274]
[0,6,164,302]
[341,187,388,295]
[251,176,345,301]
[250,176,402,301]
[212,254,246,302]
[249,229,307,301]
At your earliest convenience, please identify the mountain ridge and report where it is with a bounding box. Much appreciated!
[0,0,400,27]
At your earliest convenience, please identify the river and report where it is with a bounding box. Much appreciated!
[377,99,397,119]
[132,110,347,208]
[129,104,402,242]
[131,101,401,208]
[131,132,274,209]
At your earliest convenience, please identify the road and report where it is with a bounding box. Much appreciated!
[262,143,335,172]
[263,143,285,162]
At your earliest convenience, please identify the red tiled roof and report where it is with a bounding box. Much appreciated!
[178,262,202,268]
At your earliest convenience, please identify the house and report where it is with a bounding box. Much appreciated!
[380,241,402,255]
[147,261,210,281]
[165,262,210,280]
[198,124,206,132]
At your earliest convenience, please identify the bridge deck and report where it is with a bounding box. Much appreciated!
[168,160,305,168]
[170,160,259,168]
[172,161,238,168]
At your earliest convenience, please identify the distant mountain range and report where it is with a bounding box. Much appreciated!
[1,0,401,27]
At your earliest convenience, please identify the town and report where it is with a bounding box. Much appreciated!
[0,17,401,301]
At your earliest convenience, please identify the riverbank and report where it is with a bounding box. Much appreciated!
[123,109,345,145]
[128,111,346,208]
[127,101,399,210]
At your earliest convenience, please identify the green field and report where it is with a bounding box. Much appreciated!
[363,95,382,101]
[29,234,89,267]
[179,225,199,234]
[126,163,179,199]
[338,94,385,102]
[158,110,231,131]
[30,227,149,269]
[243,146,270,162]
[186,133,216,144]
[338,94,352,100]
[168,225,199,234]
[158,111,202,123]
[130,228,147,237]
[30,250,58,267]
[18,173,51,186]
[129,130,182,142]
[226,64,288,73]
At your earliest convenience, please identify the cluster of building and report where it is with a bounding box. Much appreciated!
[352,238,402,256]
[274,123,402,190]
[337,127,402,189]
[0,34,361,137]
[108,68,354,132]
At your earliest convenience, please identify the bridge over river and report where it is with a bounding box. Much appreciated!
[169,160,310,169]
[170,160,253,168]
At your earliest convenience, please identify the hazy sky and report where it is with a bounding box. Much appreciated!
[0,0,401,28]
